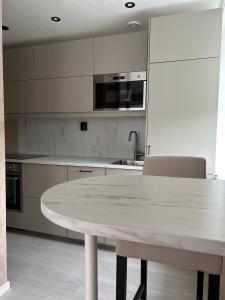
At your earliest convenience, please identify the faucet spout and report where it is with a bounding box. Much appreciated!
[128,131,138,160]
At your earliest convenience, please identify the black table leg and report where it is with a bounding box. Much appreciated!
[116,255,127,300]
[141,260,147,300]
[208,274,220,300]
[197,271,204,300]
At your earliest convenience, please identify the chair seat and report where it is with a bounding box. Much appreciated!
[116,240,222,275]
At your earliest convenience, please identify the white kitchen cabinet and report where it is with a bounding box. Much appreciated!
[34,76,93,113]
[33,39,93,78]
[22,197,66,236]
[68,166,105,180]
[150,9,222,63]
[4,81,34,114]
[106,168,142,176]
[94,31,147,74]
[23,164,67,198]
[3,46,34,81]
[147,58,220,174]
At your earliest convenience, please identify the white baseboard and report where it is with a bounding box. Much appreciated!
[0,281,10,296]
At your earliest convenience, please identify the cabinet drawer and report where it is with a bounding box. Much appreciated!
[34,76,93,113]
[23,164,67,198]
[23,197,66,237]
[106,168,142,176]
[4,81,34,114]
[68,166,105,180]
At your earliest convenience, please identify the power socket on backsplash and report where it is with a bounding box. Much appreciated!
[80,122,88,131]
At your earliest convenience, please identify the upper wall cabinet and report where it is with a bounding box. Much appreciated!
[4,46,34,81]
[94,31,147,74]
[33,39,93,78]
[4,81,34,114]
[34,76,93,113]
[150,9,222,63]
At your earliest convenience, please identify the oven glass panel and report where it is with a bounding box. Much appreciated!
[95,81,144,109]
[6,174,21,210]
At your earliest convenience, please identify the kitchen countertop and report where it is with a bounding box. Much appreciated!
[6,155,143,171]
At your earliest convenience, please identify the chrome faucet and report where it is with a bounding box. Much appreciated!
[128,131,143,161]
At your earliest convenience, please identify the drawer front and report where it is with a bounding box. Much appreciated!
[106,168,142,176]
[23,164,67,198]
[68,166,105,180]
[23,197,66,237]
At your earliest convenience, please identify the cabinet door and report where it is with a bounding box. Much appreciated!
[68,166,105,181]
[147,58,220,174]
[106,168,142,176]
[94,31,147,74]
[150,9,222,63]
[23,197,66,237]
[3,46,34,81]
[34,39,93,78]
[4,81,34,113]
[23,164,67,198]
[34,76,93,113]
[6,210,25,229]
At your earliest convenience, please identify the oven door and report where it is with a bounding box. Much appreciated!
[6,173,22,211]
[94,72,146,111]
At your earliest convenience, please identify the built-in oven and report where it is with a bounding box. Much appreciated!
[94,71,146,111]
[6,162,22,211]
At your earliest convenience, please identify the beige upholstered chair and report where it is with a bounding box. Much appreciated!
[116,155,217,300]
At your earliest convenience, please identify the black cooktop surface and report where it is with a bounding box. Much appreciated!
[6,154,46,160]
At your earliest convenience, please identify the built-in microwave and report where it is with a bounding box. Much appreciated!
[94,71,146,111]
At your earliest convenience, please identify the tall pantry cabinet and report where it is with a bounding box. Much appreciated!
[146,9,223,175]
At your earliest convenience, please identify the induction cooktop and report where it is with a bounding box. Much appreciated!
[6,154,46,160]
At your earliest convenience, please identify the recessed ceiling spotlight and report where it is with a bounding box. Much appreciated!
[125,2,135,8]
[128,21,141,29]
[2,25,9,31]
[51,16,61,22]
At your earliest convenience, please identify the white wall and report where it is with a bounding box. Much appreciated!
[18,117,145,159]
[215,9,225,180]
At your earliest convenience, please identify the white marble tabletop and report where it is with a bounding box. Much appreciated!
[41,175,225,256]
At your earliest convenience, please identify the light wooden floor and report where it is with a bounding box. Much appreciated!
[2,230,208,300]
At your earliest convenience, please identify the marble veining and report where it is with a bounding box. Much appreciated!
[18,117,145,159]
[41,175,225,256]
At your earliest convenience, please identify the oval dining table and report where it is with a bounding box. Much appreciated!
[41,175,225,300]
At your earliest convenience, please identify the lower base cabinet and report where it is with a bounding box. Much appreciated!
[22,197,66,237]
[7,197,66,237]
[7,164,143,245]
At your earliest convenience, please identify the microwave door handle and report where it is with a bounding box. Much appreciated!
[143,81,147,109]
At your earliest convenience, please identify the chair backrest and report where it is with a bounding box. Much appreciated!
[143,155,206,179]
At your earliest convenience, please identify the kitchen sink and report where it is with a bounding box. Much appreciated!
[112,160,144,167]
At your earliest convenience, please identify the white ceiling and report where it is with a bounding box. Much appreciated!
[3,0,223,47]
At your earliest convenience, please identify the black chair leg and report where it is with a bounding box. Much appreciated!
[116,255,127,300]
[208,274,220,300]
[197,271,204,300]
[141,260,147,300]
[133,260,147,300]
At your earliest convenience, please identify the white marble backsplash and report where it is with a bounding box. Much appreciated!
[18,117,146,159]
